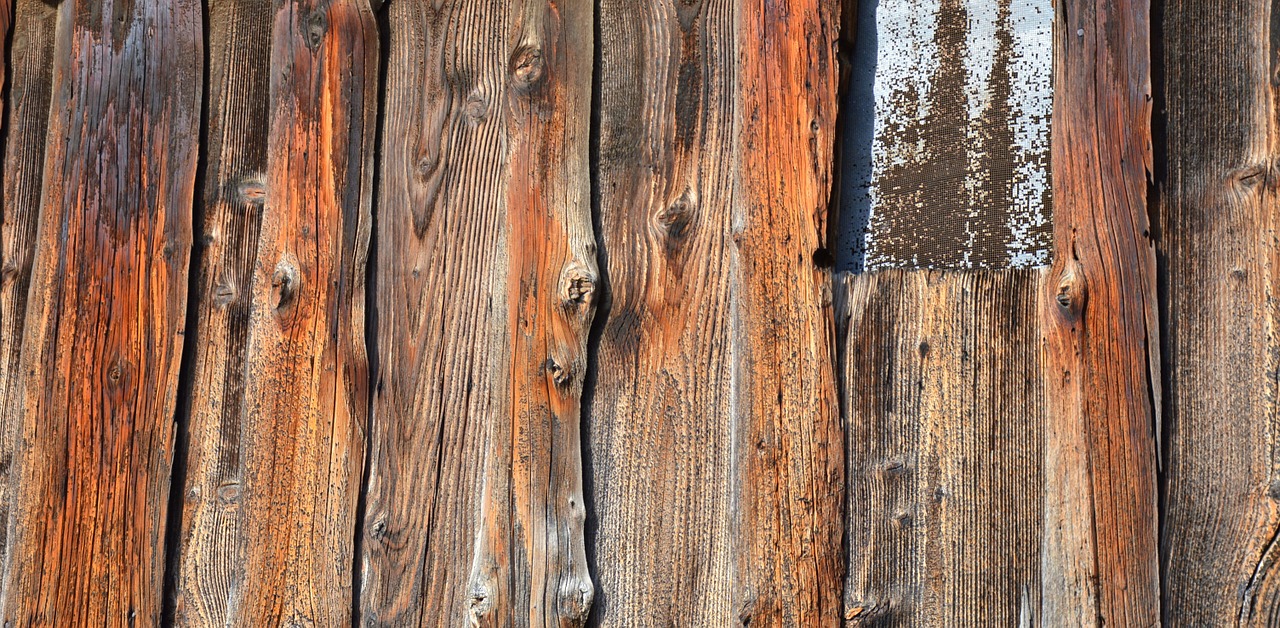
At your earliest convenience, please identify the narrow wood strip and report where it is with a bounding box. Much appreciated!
[1159,0,1280,622]
[0,0,56,578]
[839,269,1045,625]
[590,0,843,623]
[1040,0,1161,622]
[173,0,377,622]
[848,0,1054,270]
[0,0,202,621]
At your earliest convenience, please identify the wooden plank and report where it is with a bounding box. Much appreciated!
[838,269,1045,625]
[1159,0,1280,622]
[0,0,202,622]
[360,1,596,625]
[171,0,377,622]
[0,0,56,577]
[1039,0,1161,623]
[846,0,1053,270]
[590,0,843,624]
[356,1,499,623]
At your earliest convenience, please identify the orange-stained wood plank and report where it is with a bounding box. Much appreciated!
[839,269,1046,625]
[360,1,597,625]
[1039,0,1161,623]
[0,0,202,622]
[589,0,843,624]
[171,0,377,622]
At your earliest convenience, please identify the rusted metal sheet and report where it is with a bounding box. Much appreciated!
[840,0,1053,270]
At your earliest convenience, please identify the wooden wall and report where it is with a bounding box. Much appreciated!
[0,0,1268,625]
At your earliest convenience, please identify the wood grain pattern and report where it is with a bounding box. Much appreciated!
[839,269,1045,626]
[1040,0,1161,623]
[467,0,596,625]
[590,0,843,624]
[1159,0,1280,622]
[0,0,201,622]
[357,1,505,623]
[172,0,377,622]
[360,1,596,625]
[0,0,56,579]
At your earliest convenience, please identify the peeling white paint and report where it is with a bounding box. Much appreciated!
[860,0,1054,270]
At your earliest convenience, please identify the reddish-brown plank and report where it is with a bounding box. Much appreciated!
[1039,0,1161,623]
[590,0,843,624]
[171,0,377,622]
[0,0,202,622]
[361,1,596,625]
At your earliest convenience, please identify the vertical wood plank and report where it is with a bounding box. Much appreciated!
[1040,0,1161,623]
[839,269,1045,625]
[173,0,377,622]
[0,0,201,621]
[0,0,56,577]
[358,1,508,623]
[1159,0,1280,622]
[590,0,843,624]
[737,1,843,623]
[361,1,596,625]
[467,0,596,625]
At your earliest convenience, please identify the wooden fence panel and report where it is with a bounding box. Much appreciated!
[0,0,201,622]
[171,0,377,622]
[1040,0,1161,623]
[590,1,843,624]
[839,269,1045,625]
[360,1,596,626]
[1159,0,1280,622]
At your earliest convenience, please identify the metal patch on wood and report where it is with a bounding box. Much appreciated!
[840,0,1053,270]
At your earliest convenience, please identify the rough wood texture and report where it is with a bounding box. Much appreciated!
[360,1,596,625]
[172,0,376,622]
[0,0,201,622]
[849,0,1053,270]
[590,0,843,624]
[1040,0,1161,623]
[1159,0,1280,622]
[0,0,55,576]
[839,269,1045,626]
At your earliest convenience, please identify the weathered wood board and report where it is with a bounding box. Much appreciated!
[0,0,54,580]
[1039,0,1161,622]
[839,0,1053,271]
[839,269,1045,625]
[171,0,377,623]
[590,0,843,624]
[1159,0,1280,622]
[360,1,596,626]
[0,0,201,622]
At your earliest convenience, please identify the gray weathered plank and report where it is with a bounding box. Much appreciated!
[839,269,1045,625]
[1159,0,1280,622]
[360,1,597,625]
